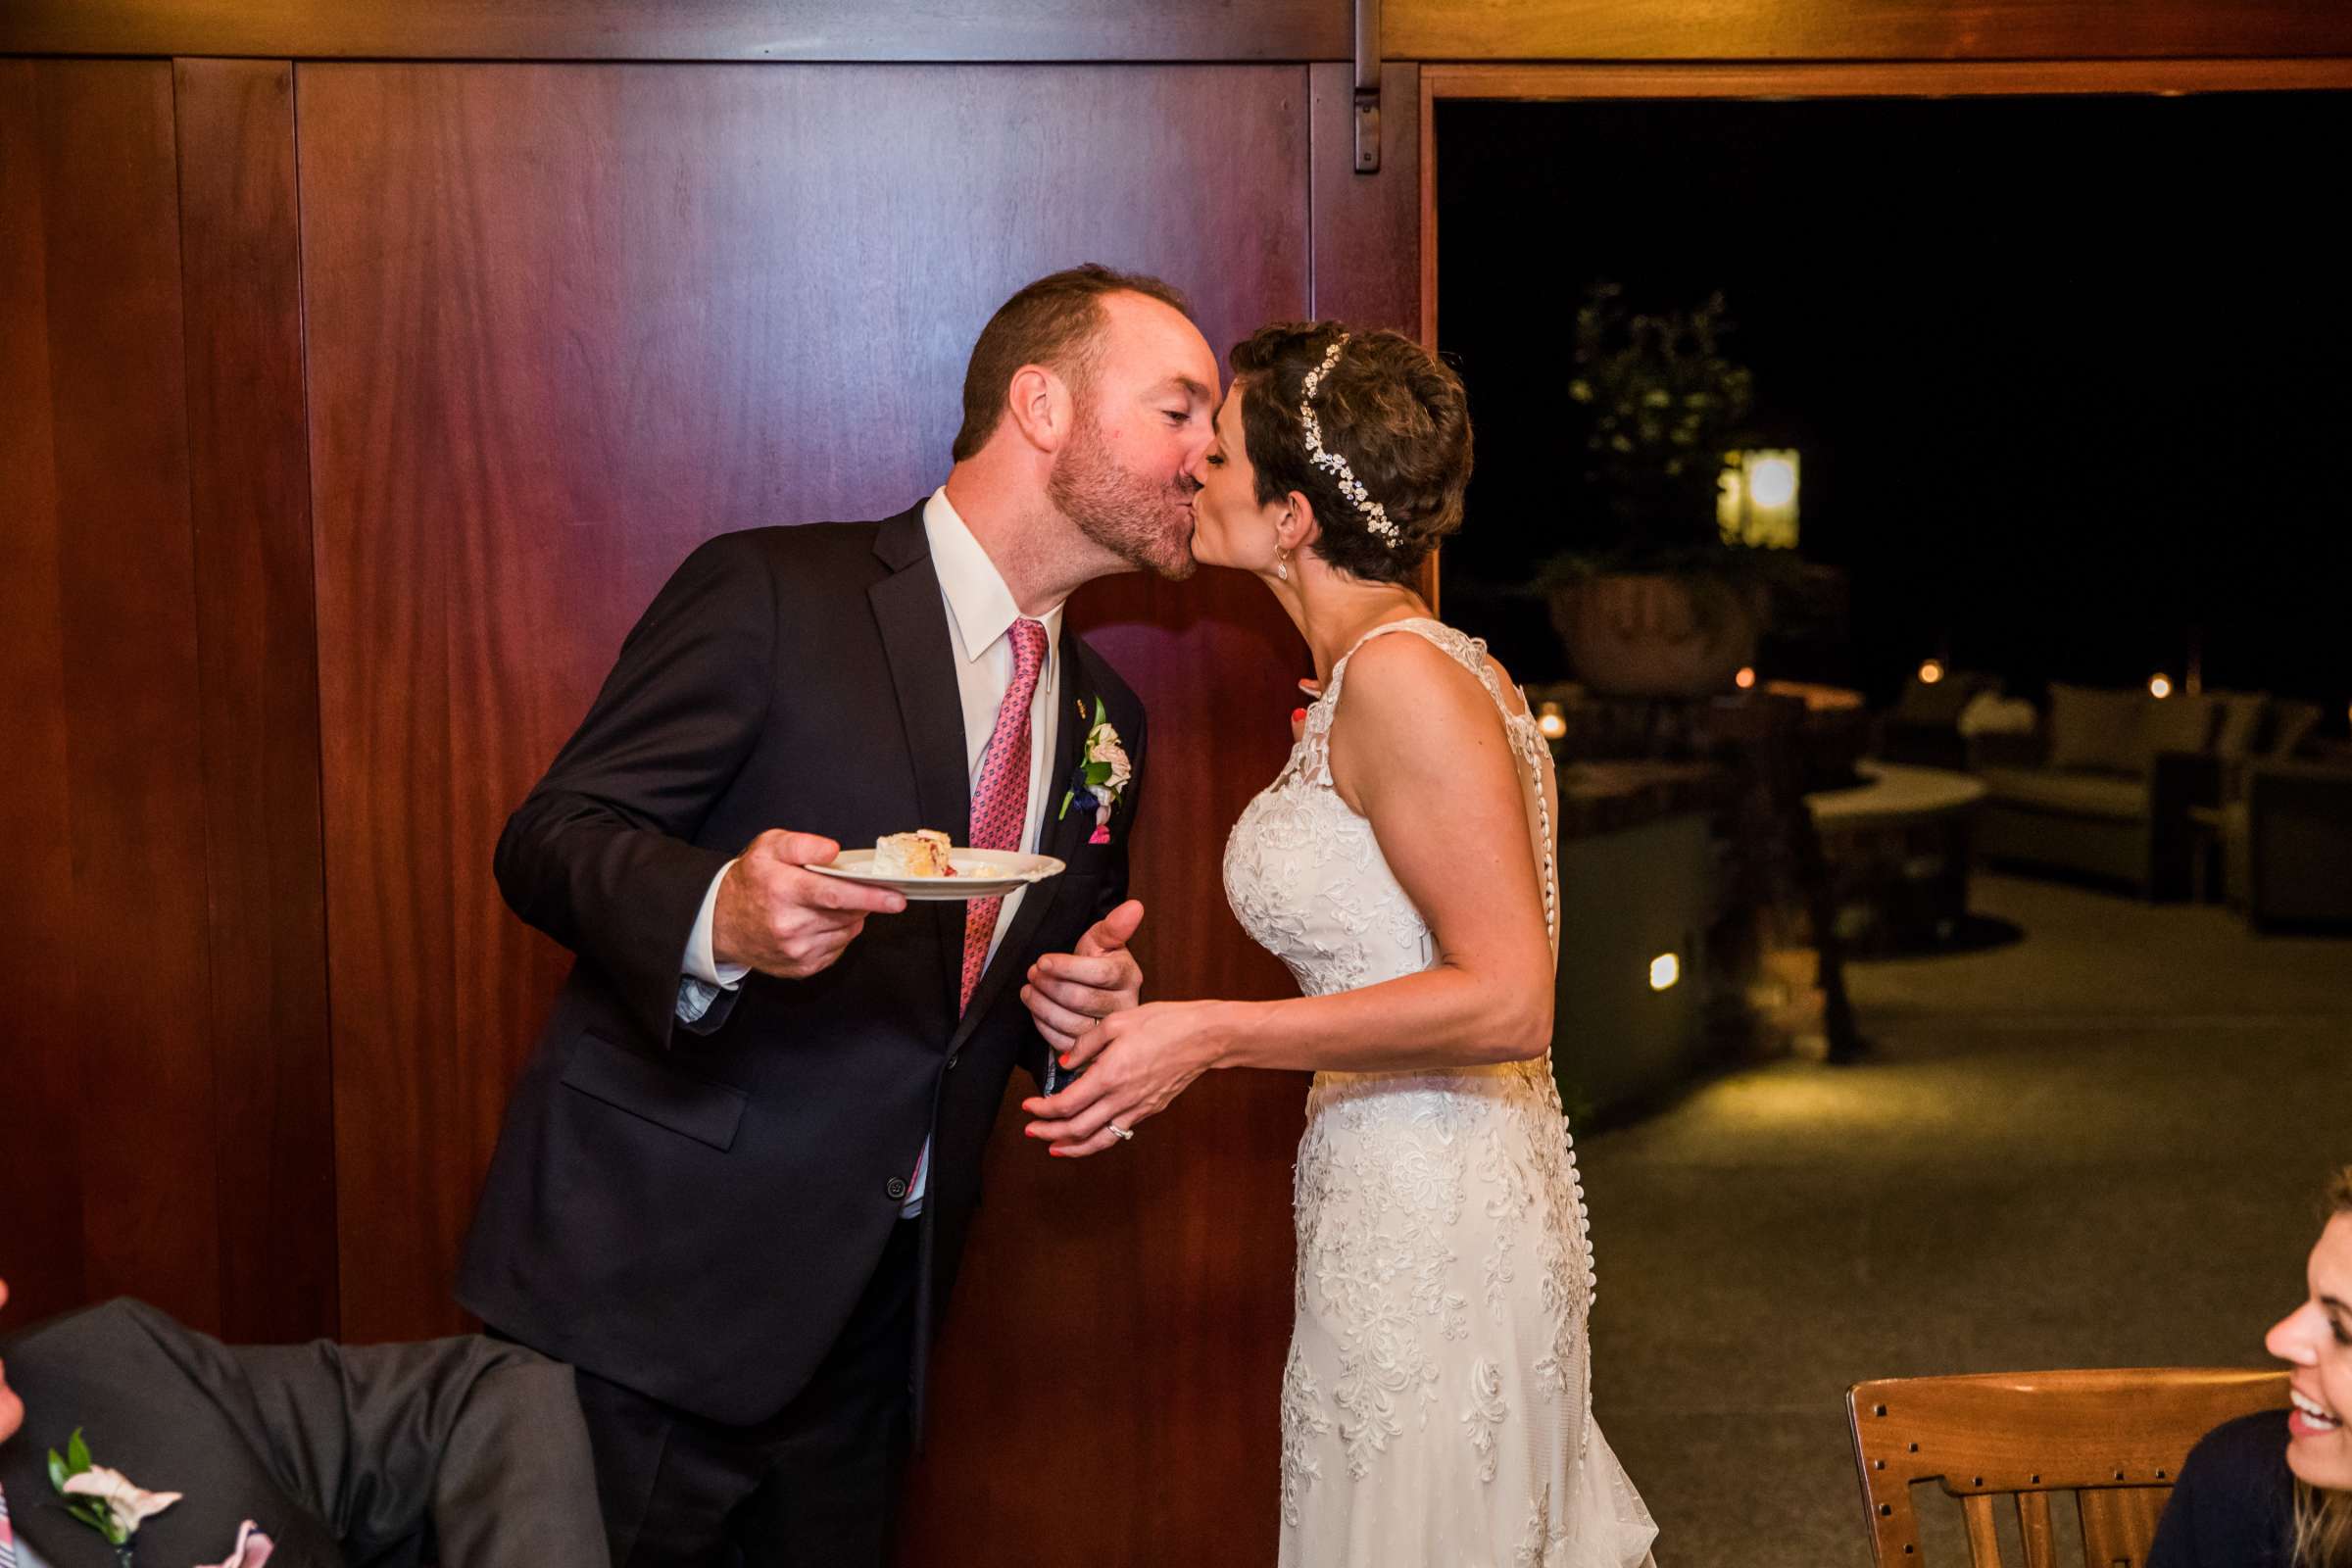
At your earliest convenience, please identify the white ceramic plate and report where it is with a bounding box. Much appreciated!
[808,848,1066,902]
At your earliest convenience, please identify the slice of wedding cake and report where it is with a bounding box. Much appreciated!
[873,829,956,877]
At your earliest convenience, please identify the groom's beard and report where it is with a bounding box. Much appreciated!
[1050,412,1199,581]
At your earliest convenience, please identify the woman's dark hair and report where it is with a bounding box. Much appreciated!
[1229,322,1472,586]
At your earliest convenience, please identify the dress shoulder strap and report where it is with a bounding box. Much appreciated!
[1310,617,1560,954]
[1326,617,1523,722]
[1301,617,1533,776]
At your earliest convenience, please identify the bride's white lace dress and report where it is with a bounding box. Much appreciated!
[1224,619,1658,1568]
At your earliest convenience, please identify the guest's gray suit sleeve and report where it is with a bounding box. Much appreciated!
[226,1334,606,1568]
[1,1300,603,1568]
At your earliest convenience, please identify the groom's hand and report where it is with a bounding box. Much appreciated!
[712,830,906,980]
[1021,899,1145,1054]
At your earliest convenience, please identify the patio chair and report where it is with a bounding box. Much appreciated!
[2223,759,2352,928]
[1844,1366,2288,1566]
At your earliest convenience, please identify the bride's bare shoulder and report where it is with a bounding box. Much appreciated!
[1330,628,1507,746]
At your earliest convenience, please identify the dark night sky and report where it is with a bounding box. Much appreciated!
[1435,93,2352,719]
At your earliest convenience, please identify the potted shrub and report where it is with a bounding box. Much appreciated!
[1545,282,1791,697]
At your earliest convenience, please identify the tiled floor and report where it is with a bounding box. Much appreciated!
[1580,872,2352,1566]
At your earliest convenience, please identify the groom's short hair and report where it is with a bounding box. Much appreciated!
[953,265,1192,461]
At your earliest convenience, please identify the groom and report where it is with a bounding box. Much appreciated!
[458,265,1219,1567]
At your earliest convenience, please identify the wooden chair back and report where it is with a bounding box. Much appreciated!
[1846,1367,2289,1567]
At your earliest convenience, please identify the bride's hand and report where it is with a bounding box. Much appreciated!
[1018,1000,1230,1158]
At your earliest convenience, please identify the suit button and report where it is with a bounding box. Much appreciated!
[945,1053,961,1071]
[885,1176,908,1200]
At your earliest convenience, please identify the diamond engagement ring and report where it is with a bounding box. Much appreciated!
[1107,1123,1135,1143]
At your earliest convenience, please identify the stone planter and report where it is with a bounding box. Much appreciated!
[1548,570,1766,698]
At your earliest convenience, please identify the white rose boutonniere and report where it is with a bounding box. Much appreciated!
[1057,696,1132,846]
[51,1428,181,1559]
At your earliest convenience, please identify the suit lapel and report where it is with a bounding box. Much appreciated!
[950,625,1093,1049]
[868,507,969,1017]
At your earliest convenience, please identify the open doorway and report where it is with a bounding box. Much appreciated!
[1426,68,2352,1564]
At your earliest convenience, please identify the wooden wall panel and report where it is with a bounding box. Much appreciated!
[0,0,1345,63]
[1387,0,2352,61]
[1310,60,1422,336]
[295,77,1315,1552]
[0,61,221,1332]
[11,0,2352,66]
[0,60,87,1330]
[298,58,1325,1560]
[173,57,339,1345]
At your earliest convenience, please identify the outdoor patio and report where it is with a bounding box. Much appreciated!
[1582,870,2352,1565]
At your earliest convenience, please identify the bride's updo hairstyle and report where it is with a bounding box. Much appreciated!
[1230,322,1472,586]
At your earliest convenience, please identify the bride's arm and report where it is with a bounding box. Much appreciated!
[1227,632,1555,1069]
[1021,634,1554,1156]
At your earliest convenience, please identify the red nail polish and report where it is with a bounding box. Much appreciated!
[1058,1053,1072,1068]
[1290,707,1307,724]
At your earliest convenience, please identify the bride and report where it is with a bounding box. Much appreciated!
[1019,322,1657,1567]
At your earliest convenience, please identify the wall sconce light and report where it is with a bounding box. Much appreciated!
[1536,701,1567,741]
[1649,953,1681,991]
[1734,666,1756,691]
[2148,673,2174,700]
[1918,660,1945,686]
[1718,449,1800,549]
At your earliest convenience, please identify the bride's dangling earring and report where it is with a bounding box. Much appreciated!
[1276,548,1290,582]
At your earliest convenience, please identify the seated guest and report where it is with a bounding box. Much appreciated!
[0,1277,605,1568]
[2150,1166,2352,1568]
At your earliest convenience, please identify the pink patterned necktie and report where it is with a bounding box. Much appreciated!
[960,617,1050,1011]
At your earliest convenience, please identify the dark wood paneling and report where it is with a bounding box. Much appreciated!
[1310,60,1421,336]
[1391,0,2352,60]
[0,61,222,1332]
[298,59,1322,1559]
[1307,59,1441,602]
[10,0,2352,65]
[0,60,86,1331]
[294,42,1304,1334]
[173,57,339,1345]
[0,0,1345,63]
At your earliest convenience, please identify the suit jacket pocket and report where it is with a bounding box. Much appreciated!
[560,1032,748,1151]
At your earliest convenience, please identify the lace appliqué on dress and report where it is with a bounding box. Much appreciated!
[1232,619,1656,1568]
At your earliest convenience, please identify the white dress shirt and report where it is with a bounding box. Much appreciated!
[678,487,1064,1215]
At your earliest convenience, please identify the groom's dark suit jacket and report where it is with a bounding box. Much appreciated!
[458,502,1144,1429]
[0,1298,602,1568]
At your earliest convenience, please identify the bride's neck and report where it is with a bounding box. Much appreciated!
[1281,560,1432,684]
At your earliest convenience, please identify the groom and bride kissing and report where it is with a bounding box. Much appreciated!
[460,264,1660,1568]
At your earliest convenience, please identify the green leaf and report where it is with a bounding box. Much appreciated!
[66,1497,124,1545]
[1056,788,1073,821]
[1082,760,1112,787]
[67,1426,91,1474]
[48,1446,68,1492]
[1091,696,1108,727]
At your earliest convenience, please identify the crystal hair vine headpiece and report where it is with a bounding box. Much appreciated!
[1298,334,1400,549]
